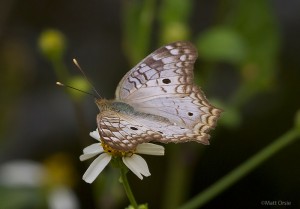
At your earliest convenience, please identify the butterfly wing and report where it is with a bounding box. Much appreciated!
[97,109,210,151]
[115,41,221,141]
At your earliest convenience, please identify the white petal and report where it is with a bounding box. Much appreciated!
[136,143,165,156]
[122,154,150,180]
[89,129,100,141]
[79,153,99,161]
[83,143,103,154]
[82,153,111,183]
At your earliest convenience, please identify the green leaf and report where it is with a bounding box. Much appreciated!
[122,0,155,65]
[197,27,247,63]
[158,0,193,43]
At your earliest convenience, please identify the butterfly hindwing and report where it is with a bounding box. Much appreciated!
[97,108,210,151]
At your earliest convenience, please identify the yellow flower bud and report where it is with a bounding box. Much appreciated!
[38,29,66,62]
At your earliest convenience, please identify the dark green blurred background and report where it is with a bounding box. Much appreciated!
[0,0,299,209]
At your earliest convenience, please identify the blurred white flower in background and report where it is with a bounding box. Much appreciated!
[0,160,79,209]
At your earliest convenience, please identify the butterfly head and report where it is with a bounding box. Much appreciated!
[95,98,111,112]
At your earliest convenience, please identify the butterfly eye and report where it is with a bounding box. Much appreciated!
[188,112,194,116]
[130,127,138,130]
[157,131,163,134]
[162,78,171,84]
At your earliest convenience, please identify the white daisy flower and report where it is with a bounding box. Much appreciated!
[80,129,165,183]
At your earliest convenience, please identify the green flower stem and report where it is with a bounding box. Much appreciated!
[162,145,196,209]
[52,58,69,82]
[179,128,300,209]
[120,166,138,209]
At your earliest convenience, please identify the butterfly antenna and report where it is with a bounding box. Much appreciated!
[72,58,102,98]
[56,82,96,97]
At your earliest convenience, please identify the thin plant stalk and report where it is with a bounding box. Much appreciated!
[120,166,138,209]
[179,128,300,209]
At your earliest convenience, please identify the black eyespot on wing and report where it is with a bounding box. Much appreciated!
[130,127,138,130]
[188,112,193,116]
[162,78,171,84]
[158,131,163,134]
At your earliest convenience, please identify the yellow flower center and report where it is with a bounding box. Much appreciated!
[101,141,135,157]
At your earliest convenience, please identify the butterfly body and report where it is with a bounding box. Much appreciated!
[96,41,222,151]
[96,99,134,113]
[96,99,169,123]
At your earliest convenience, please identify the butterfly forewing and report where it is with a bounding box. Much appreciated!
[115,41,197,100]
